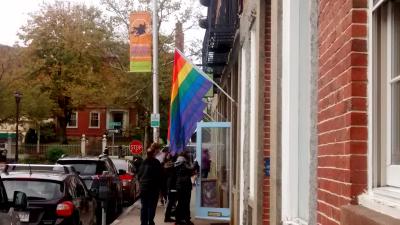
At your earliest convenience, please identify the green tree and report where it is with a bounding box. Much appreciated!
[100,0,201,141]
[0,45,25,123]
[18,1,116,143]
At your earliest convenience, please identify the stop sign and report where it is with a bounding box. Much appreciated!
[129,140,143,154]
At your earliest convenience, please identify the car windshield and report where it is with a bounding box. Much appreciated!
[58,160,106,175]
[3,179,63,201]
[112,160,127,171]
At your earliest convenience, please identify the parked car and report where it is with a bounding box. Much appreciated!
[1,164,97,225]
[57,154,123,224]
[111,158,140,205]
[0,176,28,225]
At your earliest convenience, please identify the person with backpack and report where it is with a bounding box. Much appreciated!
[164,152,177,222]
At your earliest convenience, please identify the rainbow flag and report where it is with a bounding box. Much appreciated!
[168,50,212,154]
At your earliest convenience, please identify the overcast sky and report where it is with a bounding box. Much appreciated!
[0,0,205,50]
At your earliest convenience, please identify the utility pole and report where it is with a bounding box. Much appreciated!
[14,91,22,162]
[152,0,159,143]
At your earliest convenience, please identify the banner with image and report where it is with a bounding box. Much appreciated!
[129,12,152,73]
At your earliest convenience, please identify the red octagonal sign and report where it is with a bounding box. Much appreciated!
[130,140,143,154]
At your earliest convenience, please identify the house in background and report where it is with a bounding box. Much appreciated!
[66,106,138,139]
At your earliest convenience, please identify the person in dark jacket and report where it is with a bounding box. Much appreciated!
[164,152,177,222]
[138,143,162,225]
[175,151,195,225]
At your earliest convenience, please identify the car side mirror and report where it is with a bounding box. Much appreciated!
[13,191,27,210]
[118,169,126,175]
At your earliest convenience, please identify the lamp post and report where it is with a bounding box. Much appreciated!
[14,91,22,162]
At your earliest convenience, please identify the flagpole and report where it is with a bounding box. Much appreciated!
[152,0,159,143]
[175,48,237,105]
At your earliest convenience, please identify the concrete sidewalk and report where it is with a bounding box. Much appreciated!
[112,189,228,225]
[111,201,216,225]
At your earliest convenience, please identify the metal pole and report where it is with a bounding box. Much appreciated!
[101,202,106,225]
[15,103,19,162]
[152,0,159,143]
[14,91,21,163]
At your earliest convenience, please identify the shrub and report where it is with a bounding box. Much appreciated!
[46,147,66,163]
[20,155,47,164]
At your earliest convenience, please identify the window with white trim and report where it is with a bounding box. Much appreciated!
[67,112,78,128]
[359,0,400,218]
[372,0,400,187]
[89,112,100,128]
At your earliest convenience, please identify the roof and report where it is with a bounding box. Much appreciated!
[57,154,109,161]
[110,158,130,162]
[1,172,69,182]
[58,156,101,161]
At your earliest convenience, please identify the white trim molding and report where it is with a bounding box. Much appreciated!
[282,218,309,225]
[67,111,78,128]
[362,0,400,219]
[359,188,400,219]
[89,111,101,129]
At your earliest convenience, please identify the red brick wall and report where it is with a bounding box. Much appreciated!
[67,107,107,137]
[317,0,368,224]
[263,0,271,224]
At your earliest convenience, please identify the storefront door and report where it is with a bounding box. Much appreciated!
[195,122,231,221]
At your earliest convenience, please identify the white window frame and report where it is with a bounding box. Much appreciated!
[359,0,400,219]
[385,0,400,187]
[67,112,78,128]
[89,111,100,128]
[281,0,313,224]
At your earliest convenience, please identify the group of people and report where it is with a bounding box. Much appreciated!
[137,143,198,225]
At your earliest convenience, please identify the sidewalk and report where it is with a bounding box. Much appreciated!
[112,189,228,225]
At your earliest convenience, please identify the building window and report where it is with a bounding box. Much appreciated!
[372,0,400,187]
[67,112,78,128]
[90,112,100,128]
[359,0,400,219]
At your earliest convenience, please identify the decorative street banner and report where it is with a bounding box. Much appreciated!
[129,12,152,73]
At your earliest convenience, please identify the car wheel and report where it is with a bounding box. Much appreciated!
[117,198,123,214]
[96,207,102,225]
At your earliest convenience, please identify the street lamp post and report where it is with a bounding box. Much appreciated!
[14,91,22,162]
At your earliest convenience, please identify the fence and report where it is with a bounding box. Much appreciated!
[106,145,145,158]
[9,144,81,156]
[3,134,144,161]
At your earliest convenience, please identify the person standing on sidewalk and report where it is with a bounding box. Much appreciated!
[138,143,162,225]
[175,151,195,225]
[164,152,177,222]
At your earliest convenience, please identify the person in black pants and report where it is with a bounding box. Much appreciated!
[175,151,195,225]
[164,153,177,222]
[138,143,162,225]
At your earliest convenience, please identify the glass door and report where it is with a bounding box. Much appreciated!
[195,122,231,220]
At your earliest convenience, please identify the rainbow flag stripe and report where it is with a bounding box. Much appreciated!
[168,50,212,154]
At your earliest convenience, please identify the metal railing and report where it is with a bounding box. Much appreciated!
[8,144,81,156]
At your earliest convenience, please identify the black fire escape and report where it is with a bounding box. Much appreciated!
[199,0,238,83]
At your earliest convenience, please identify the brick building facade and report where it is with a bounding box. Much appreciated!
[199,0,400,224]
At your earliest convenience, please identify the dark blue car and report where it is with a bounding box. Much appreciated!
[1,164,97,225]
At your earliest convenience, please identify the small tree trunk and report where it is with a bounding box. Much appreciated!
[143,125,148,156]
[58,116,68,144]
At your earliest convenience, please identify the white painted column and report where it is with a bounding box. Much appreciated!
[102,134,107,153]
[281,0,300,221]
[81,134,86,156]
